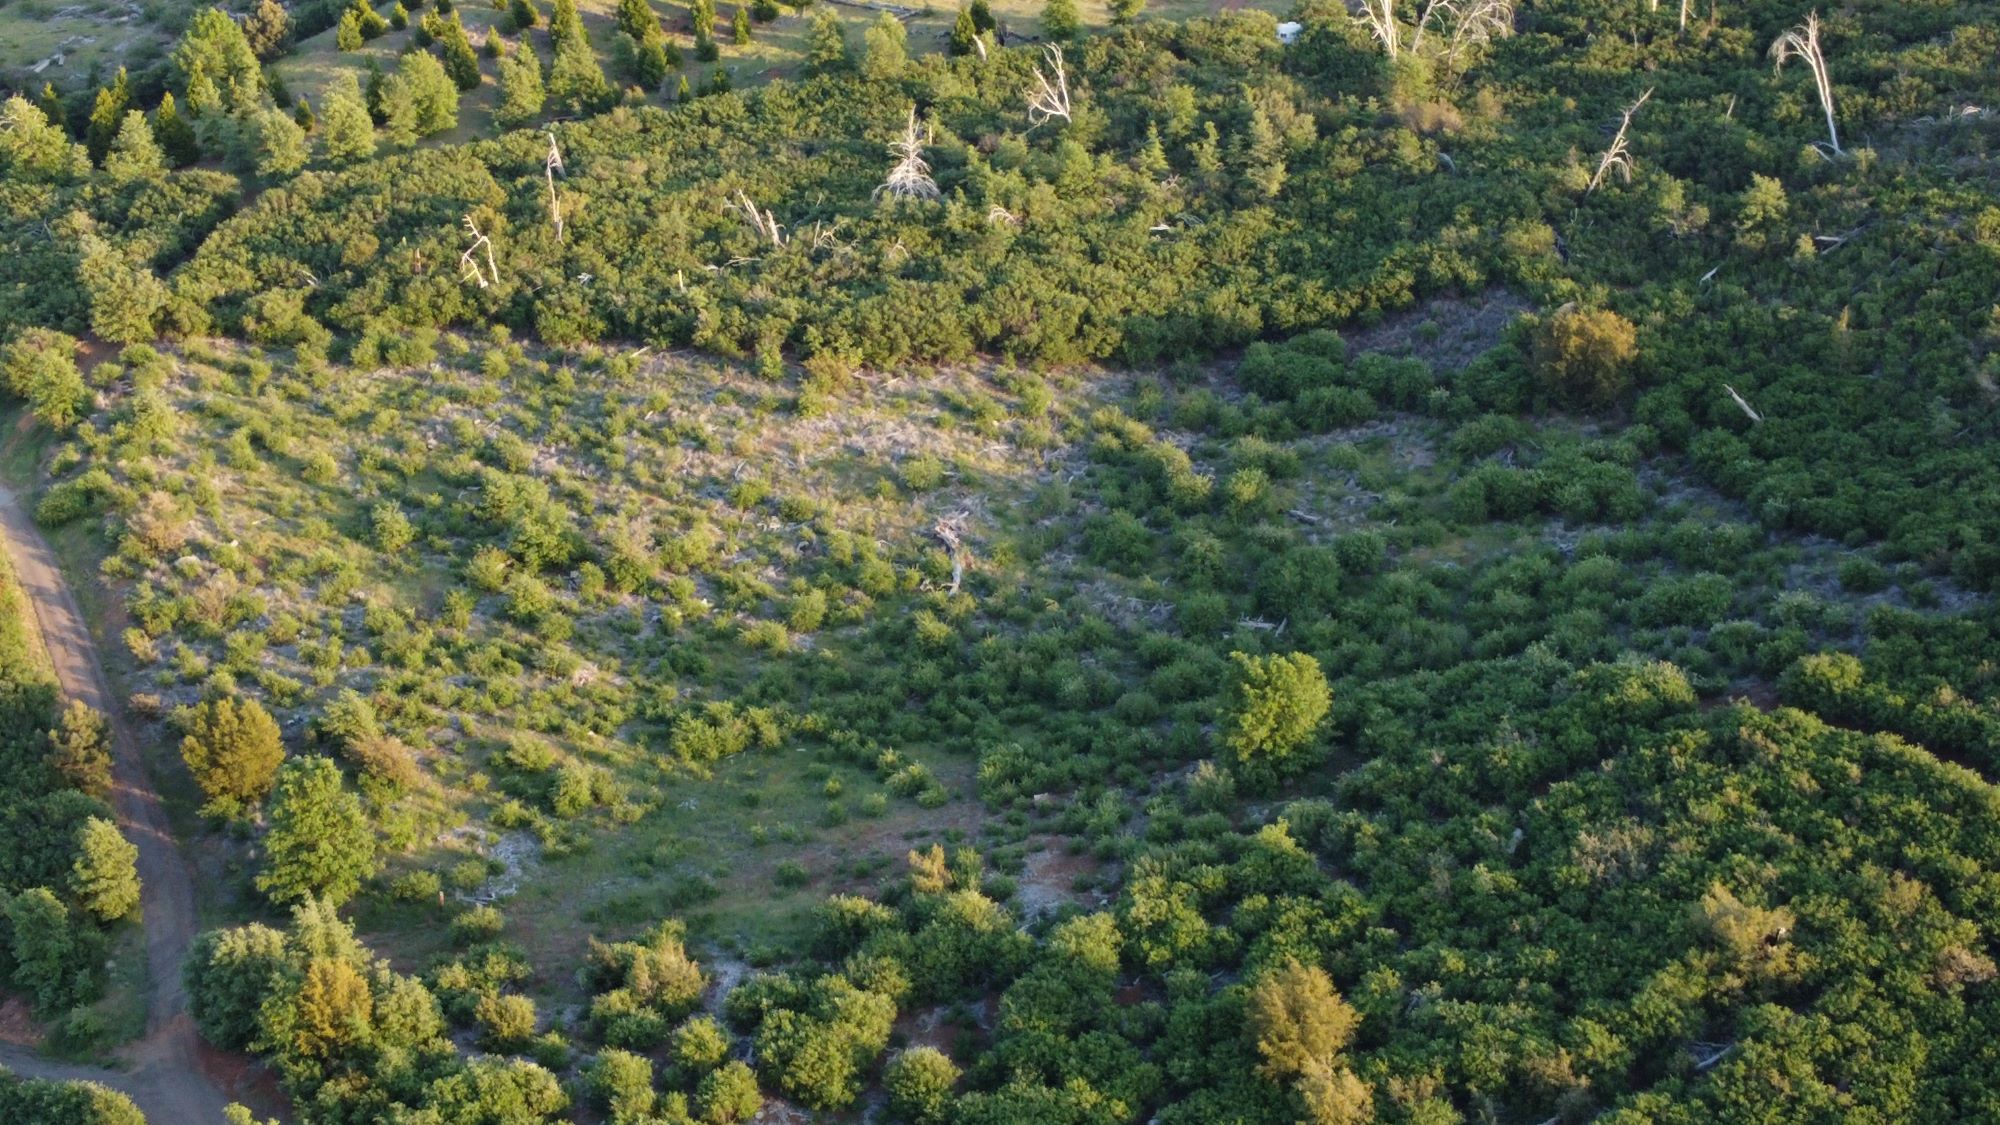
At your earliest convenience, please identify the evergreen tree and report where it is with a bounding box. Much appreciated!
[242,0,294,59]
[5,887,95,1014]
[702,65,729,95]
[77,231,170,346]
[804,8,847,73]
[293,95,314,131]
[336,8,365,50]
[614,0,655,42]
[350,0,390,38]
[249,105,308,176]
[496,41,547,125]
[690,0,715,40]
[1107,0,1142,23]
[70,818,141,922]
[508,0,540,31]
[85,67,131,166]
[318,72,377,164]
[439,16,484,90]
[968,0,994,32]
[154,91,199,167]
[861,11,904,79]
[548,20,611,113]
[1041,0,1079,40]
[1223,651,1329,767]
[172,7,264,113]
[103,110,165,182]
[630,28,672,90]
[401,49,461,136]
[948,7,977,57]
[47,700,113,797]
[256,757,378,907]
[483,25,504,57]
[180,695,286,818]
[731,4,750,45]
[0,328,91,431]
[675,73,693,102]
[0,97,89,181]
[550,0,585,45]
[35,83,67,135]
[391,0,409,28]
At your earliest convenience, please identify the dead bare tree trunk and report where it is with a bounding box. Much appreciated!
[460,215,497,289]
[1771,10,1840,155]
[545,131,567,243]
[1586,87,1653,193]
[727,190,786,247]
[875,105,940,203]
[1355,0,1400,58]
[1026,44,1071,128]
[932,515,968,594]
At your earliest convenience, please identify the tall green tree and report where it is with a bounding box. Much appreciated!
[172,7,264,115]
[154,91,200,167]
[497,41,548,125]
[614,0,656,41]
[0,327,90,429]
[948,8,977,56]
[550,0,586,44]
[861,11,905,79]
[437,16,484,90]
[1223,651,1330,766]
[242,0,294,59]
[256,757,377,906]
[317,72,376,164]
[180,694,286,818]
[76,229,170,346]
[804,8,848,73]
[548,18,611,113]
[1041,0,1079,40]
[69,817,141,922]
[247,105,309,176]
[103,110,165,182]
[689,0,716,40]
[85,67,131,165]
[47,700,113,797]
[5,887,96,1014]
[0,97,89,181]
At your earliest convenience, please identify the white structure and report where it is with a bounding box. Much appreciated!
[1276,20,1303,44]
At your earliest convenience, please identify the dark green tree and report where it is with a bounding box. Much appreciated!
[85,67,131,165]
[256,756,378,907]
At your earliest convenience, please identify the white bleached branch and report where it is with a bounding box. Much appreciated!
[727,190,786,247]
[1586,87,1653,193]
[545,131,567,243]
[1771,10,1841,155]
[875,105,940,202]
[1026,44,1071,128]
[459,215,497,289]
[1724,384,1763,423]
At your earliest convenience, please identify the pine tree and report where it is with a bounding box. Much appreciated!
[35,83,67,135]
[77,231,169,345]
[731,5,750,45]
[70,817,141,922]
[702,65,730,96]
[0,97,88,180]
[242,0,294,59]
[862,11,904,79]
[256,757,378,907]
[483,26,504,57]
[968,0,994,33]
[154,91,199,167]
[86,67,131,166]
[293,95,315,131]
[675,73,692,102]
[104,109,166,182]
[0,328,91,430]
[631,28,671,90]
[690,0,715,40]
[550,0,585,45]
[250,105,308,176]
[548,20,611,112]
[391,0,409,28]
[439,16,483,90]
[496,41,547,125]
[173,6,265,113]
[47,700,113,797]
[336,8,365,50]
[804,8,847,73]
[948,7,976,56]
[1108,0,1142,23]
[401,50,461,136]
[508,0,540,31]
[1041,0,1078,40]
[318,72,377,164]
[352,0,390,38]
[180,695,286,819]
[614,0,655,42]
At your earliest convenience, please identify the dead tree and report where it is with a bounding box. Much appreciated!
[1026,44,1071,128]
[1586,87,1653,193]
[727,190,785,247]
[459,215,497,289]
[1724,384,1763,423]
[544,131,567,243]
[1771,11,1841,155]
[1354,0,1401,58]
[1411,0,1513,69]
[1679,0,1693,30]
[875,106,940,202]
[932,514,969,594]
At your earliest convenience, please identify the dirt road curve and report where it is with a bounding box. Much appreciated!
[0,484,244,1123]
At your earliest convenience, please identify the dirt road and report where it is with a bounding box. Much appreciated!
[0,484,252,1123]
